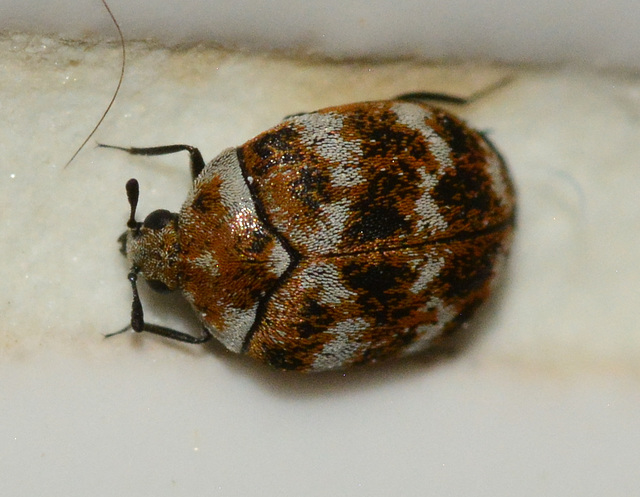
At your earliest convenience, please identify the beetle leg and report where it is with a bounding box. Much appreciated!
[99,143,206,180]
[396,92,468,104]
[133,323,212,344]
[106,269,212,345]
[105,324,212,344]
[397,76,513,106]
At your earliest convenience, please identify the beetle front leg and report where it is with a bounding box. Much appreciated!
[131,323,213,344]
[106,269,212,345]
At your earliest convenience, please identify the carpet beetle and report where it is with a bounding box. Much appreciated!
[109,97,516,372]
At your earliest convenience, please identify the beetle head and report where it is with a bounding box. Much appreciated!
[120,178,180,292]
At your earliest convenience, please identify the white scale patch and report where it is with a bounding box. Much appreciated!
[209,148,257,214]
[311,317,371,371]
[297,261,357,305]
[329,162,366,188]
[391,102,452,235]
[193,252,220,278]
[293,111,366,187]
[481,141,509,203]
[402,297,458,355]
[289,198,351,253]
[426,134,454,170]
[267,241,291,277]
[392,102,433,141]
[391,102,453,170]
[413,169,448,234]
[215,304,260,353]
[410,252,446,294]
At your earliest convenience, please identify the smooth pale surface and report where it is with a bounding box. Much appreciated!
[1,0,640,68]
[1,36,640,495]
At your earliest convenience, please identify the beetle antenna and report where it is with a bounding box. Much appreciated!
[125,178,140,228]
[64,0,126,169]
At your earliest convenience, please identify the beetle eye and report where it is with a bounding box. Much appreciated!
[146,279,171,293]
[143,209,175,230]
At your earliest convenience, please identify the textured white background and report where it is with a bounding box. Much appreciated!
[1,0,640,67]
[1,1,640,495]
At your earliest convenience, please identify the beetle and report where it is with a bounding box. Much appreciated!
[106,96,516,372]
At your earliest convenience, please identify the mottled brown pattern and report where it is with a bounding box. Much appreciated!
[241,102,515,255]
[239,100,515,370]
[247,228,512,371]
[125,99,515,371]
[177,166,287,338]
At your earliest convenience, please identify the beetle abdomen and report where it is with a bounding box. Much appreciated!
[229,100,515,371]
